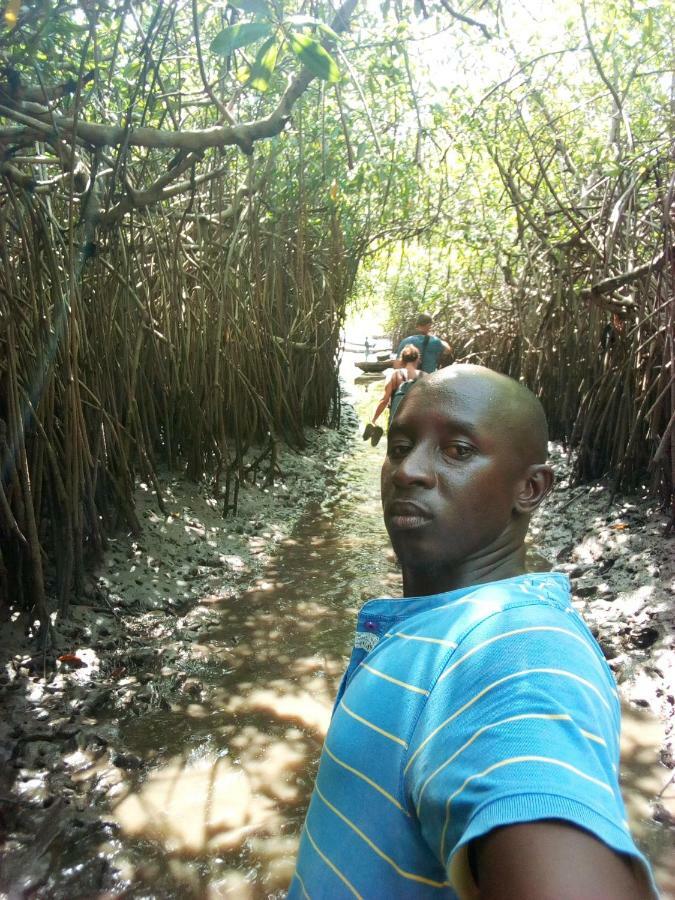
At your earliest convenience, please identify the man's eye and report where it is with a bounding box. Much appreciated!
[387,442,410,459]
[443,442,474,460]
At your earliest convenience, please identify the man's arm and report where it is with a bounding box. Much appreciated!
[438,338,453,368]
[474,821,644,900]
[371,371,400,423]
[405,600,654,900]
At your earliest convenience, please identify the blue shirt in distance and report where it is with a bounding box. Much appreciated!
[289,573,656,899]
[396,333,446,373]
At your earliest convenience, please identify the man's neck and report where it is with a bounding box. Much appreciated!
[401,546,528,597]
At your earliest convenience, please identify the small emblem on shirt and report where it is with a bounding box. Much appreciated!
[355,631,380,653]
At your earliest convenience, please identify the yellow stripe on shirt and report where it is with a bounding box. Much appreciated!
[415,713,572,815]
[580,728,607,746]
[437,626,605,684]
[316,784,450,889]
[323,743,408,814]
[404,667,613,775]
[387,631,459,649]
[341,699,409,748]
[360,662,430,696]
[304,823,363,899]
[294,871,311,900]
[439,755,614,860]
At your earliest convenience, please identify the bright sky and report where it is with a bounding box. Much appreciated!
[401,0,584,100]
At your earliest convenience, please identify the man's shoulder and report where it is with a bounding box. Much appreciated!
[451,573,577,639]
[423,573,572,629]
[416,573,601,664]
[424,575,613,694]
[465,571,570,606]
[398,333,422,347]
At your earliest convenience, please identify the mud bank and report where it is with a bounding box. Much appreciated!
[532,447,675,895]
[534,447,675,767]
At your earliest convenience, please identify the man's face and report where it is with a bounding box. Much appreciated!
[381,375,528,574]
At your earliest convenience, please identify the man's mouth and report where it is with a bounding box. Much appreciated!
[386,500,432,530]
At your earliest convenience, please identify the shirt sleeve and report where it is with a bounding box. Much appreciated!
[404,603,655,898]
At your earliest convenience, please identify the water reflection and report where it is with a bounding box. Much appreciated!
[109,434,397,896]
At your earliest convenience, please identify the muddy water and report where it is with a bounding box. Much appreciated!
[106,426,399,897]
[96,387,672,898]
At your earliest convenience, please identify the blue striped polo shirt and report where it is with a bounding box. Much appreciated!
[289,573,655,899]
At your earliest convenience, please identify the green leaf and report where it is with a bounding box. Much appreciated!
[248,36,283,91]
[210,22,272,55]
[289,33,340,82]
[235,62,252,84]
[285,15,340,41]
[228,0,272,18]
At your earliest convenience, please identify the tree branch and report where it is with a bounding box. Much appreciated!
[0,0,358,157]
[191,0,236,126]
[579,243,674,301]
[97,150,204,224]
[438,0,492,39]
[0,70,95,105]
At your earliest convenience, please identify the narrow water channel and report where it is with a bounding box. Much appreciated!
[55,376,671,898]
[106,390,400,898]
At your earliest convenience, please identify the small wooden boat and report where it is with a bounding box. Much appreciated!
[354,358,395,373]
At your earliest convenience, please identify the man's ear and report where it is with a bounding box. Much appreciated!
[515,464,554,514]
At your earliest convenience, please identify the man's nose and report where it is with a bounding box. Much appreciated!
[391,443,435,488]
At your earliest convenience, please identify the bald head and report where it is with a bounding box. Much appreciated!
[410,364,549,465]
[383,364,554,593]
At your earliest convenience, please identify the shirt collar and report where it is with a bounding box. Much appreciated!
[355,572,570,636]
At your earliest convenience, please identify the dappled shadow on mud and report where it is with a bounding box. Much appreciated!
[99,440,400,897]
[110,583,350,895]
[620,704,675,898]
[0,426,396,899]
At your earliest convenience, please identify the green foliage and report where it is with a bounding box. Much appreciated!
[1,0,674,629]
[210,22,273,55]
[285,15,340,41]
[229,0,272,17]
[247,36,284,91]
[209,6,342,90]
[361,0,674,495]
[289,32,341,82]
